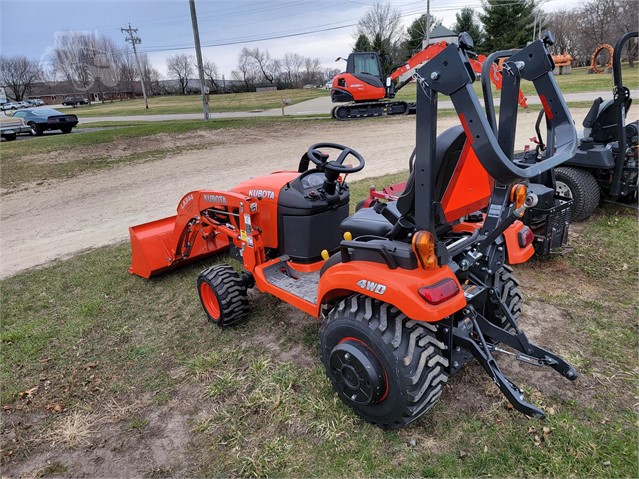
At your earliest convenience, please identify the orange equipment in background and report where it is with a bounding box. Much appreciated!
[589,44,614,74]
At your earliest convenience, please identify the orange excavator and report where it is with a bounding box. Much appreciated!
[330,41,528,120]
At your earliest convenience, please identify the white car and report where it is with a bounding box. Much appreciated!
[1,102,20,111]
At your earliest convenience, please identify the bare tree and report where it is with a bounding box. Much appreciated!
[303,57,322,86]
[167,53,194,95]
[282,52,305,88]
[232,48,258,92]
[356,3,405,56]
[139,54,161,96]
[202,59,220,92]
[546,0,638,67]
[50,31,121,101]
[0,56,42,101]
[246,47,274,84]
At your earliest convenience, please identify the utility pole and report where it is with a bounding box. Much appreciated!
[121,23,149,109]
[190,0,209,120]
[425,0,431,46]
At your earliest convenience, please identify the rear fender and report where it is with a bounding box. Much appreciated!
[318,261,466,322]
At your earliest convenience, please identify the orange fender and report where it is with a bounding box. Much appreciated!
[318,261,466,322]
[503,220,534,264]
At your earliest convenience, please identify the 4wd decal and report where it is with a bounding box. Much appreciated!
[356,279,387,295]
[248,189,275,200]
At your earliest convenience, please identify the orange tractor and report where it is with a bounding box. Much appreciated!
[330,40,527,120]
[130,33,579,429]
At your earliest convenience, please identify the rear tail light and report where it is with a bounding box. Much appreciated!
[412,230,437,270]
[418,279,460,305]
[518,226,534,248]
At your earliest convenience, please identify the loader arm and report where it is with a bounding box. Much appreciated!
[129,190,266,278]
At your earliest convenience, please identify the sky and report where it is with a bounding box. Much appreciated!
[0,0,582,79]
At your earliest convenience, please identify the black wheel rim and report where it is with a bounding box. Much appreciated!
[330,339,387,405]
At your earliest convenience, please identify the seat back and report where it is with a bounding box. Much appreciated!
[396,126,493,224]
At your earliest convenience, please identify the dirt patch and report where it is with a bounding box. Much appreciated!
[2,382,204,478]
[0,109,590,279]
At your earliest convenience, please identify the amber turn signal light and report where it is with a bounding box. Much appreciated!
[510,183,528,209]
[412,230,437,270]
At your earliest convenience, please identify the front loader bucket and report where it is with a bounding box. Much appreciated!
[129,215,228,278]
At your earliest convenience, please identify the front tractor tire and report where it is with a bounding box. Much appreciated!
[555,166,600,222]
[320,295,449,429]
[197,264,249,327]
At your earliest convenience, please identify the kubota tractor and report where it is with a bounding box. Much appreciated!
[129,33,579,429]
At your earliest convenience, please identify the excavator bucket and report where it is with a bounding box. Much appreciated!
[129,215,229,278]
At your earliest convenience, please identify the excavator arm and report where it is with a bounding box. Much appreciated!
[388,44,528,109]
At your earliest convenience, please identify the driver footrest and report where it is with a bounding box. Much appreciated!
[262,257,320,304]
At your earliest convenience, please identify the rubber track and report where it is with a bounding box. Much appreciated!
[324,295,448,428]
[199,264,249,327]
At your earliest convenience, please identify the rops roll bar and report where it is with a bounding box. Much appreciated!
[416,33,577,184]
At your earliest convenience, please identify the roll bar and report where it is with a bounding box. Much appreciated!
[416,34,577,184]
[613,31,638,89]
[480,49,520,132]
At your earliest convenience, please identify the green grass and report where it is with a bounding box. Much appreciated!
[1,171,637,477]
[64,88,329,118]
[0,117,331,189]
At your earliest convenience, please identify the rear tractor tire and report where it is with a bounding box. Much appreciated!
[484,265,522,333]
[320,294,449,429]
[555,166,600,222]
[197,264,249,327]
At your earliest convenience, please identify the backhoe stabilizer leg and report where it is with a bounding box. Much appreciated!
[452,324,546,418]
[472,309,579,381]
[452,306,578,417]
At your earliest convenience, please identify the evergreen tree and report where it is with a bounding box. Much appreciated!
[452,7,484,51]
[403,13,442,58]
[479,0,537,53]
[353,33,373,52]
[371,33,393,78]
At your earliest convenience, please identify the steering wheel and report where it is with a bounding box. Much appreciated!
[306,142,365,174]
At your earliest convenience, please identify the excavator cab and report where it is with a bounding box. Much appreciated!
[331,52,386,104]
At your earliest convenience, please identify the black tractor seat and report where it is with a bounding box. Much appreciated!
[341,125,467,239]
[341,201,400,238]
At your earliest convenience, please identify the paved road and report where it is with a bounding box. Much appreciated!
[76,91,638,124]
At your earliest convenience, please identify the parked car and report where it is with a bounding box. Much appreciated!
[1,102,20,110]
[23,99,44,107]
[0,113,30,141]
[12,108,79,136]
[61,97,89,106]
[17,101,31,108]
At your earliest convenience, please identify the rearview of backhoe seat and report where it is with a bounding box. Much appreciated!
[341,125,468,238]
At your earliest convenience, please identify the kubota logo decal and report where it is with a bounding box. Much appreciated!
[248,189,275,200]
[357,279,387,295]
[203,194,227,204]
